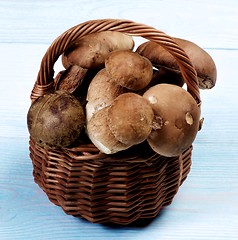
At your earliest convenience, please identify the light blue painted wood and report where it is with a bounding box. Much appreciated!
[0,1,238,239]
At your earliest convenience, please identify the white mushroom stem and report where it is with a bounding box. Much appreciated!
[86,106,129,154]
[86,68,125,121]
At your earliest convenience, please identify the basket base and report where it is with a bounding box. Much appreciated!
[29,139,192,225]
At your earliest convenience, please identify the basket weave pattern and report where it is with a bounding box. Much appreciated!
[29,19,200,225]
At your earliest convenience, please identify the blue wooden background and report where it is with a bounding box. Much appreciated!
[0,0,237,239]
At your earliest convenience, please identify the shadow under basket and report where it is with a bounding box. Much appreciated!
[28,19,201,225]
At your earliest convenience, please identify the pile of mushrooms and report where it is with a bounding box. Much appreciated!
[27,31,217,157]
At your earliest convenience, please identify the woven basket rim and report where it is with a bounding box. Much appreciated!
[30,136,189,163]
[30,18,200,104]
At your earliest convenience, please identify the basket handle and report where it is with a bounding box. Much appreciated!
[31,19,201,104]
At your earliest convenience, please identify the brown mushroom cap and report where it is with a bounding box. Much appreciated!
[86,68,125,121]
[105,50,153,90]
[62,31,134,69]
[136,38,217,89]
[27,91,85,148]
[86,92,154,154]
[108,93,154,145]
[143,84,201,157]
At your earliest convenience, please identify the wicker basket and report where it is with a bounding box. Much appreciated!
[29,19,201,225]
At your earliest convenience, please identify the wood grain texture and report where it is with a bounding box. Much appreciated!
[0,0,237,239]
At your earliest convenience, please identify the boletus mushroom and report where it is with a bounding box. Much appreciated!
[62,31,134,69]
[143,84,201,157]
[87,93,154,154]
[86,50,154,121]
[105,49,153,90]
[27,91,85,148]
[136,38,217,89]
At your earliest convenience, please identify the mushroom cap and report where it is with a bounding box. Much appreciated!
[136,38,217,89]
[27,91,85,148]
[108,92,154,145]
[105,50,153,90]
[143,84,201,157]
[86,106,128,154]
[86,68,125,121]
[86,92,154,154]
[62,31,134,69]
